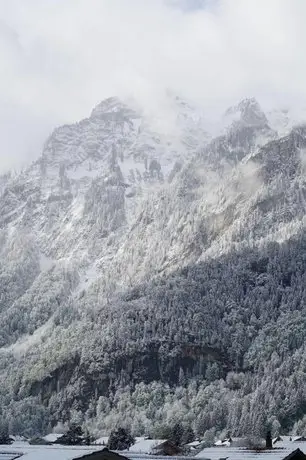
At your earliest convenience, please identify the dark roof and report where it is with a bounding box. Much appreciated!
[282,448,306,460]
[74,448,130,460]
[152,440,183,455]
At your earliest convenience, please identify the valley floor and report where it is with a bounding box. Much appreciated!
[0,442,195,460]
[1,440,305,460]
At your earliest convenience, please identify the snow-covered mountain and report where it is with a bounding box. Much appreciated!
[0,95,306,438]
[0,95,209,307]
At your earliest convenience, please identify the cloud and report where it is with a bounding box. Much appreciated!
[0,0,306,172]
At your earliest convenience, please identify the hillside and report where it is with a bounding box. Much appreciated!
[0,96,306,438]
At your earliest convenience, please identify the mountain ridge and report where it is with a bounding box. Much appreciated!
[0,95,306,438]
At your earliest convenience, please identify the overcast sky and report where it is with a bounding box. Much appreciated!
[1,0,306,173]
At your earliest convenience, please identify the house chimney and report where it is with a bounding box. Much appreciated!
[266,431,272,449]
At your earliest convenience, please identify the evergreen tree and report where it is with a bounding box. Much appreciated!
[108,427,134,451]
[170,422,184,446]
[0,421,12,445]
[182,425,195,445]
[54,424,85,445]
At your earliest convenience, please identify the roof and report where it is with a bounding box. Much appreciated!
[151,440,182,455]
[128,439,167,454]
[42,434,64,443]
[0,444,104,460]
[186,441,202,447]
[273,438,294,446]
[74,449,129,460]
[282,449,306,460]
[214,441,231,447]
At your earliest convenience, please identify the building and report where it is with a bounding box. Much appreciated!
[128,438,167,454]
[282,449,306,460]
[0,444,113,460]
[93,437,109,446]
[186,440,203,450]
[43,433,65,443]
[73,448,130,460]
[151,440,183,456]
[214,439,231,447]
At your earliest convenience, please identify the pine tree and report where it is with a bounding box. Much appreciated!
[108,427,134,451]
[54,424,85,445]
[170,422,184,446]
[182,426,195,445]
[0,421,12,445]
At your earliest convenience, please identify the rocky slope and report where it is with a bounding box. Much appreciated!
[0,95,306,437]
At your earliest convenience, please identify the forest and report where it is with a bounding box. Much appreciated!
[0,230,305,439]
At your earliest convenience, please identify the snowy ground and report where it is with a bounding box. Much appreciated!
[0,443,102,460]
[0,443,195,460]
[2,440,304,460]
[196,439,306,460]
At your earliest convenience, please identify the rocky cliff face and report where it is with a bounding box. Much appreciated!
[0,95,306,436]
[0,95,209,345]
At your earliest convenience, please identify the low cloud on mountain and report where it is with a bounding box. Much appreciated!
[1,0,306,171]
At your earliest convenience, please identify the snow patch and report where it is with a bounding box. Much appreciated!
[43,434,64,443]
[39,253,54,272]
[0,322,51,358]
[129,439,167,454]
[67,163,101,181]
[75,264,100,296]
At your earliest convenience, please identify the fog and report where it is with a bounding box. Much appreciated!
[0,0,306,172]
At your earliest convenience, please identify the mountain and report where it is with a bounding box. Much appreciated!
[0,95,306,439]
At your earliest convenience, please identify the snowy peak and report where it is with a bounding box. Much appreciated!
[35,94,212,196]
[203,99,276,169]
[90,96,139,120]
[225,97,269,129]
[253,123,306,183]
[236,97,268,127]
